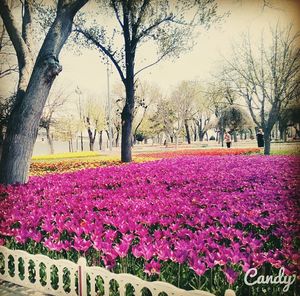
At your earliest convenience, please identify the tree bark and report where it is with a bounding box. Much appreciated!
[0,0,88,184]
[264,130,271,155]
[98,130,103,150]
[184,119,191,144]
[121,99,133,162]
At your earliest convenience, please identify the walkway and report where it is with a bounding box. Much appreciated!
[0,281,47,296]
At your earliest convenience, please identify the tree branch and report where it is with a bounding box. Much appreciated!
[74,27,126,83]
[0,0,30,69]
[22,0,34,54]
[135,51,169,77]
[136,15,173,42]
[111,0,124,28]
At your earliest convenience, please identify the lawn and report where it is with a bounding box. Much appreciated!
[1,153,299,296]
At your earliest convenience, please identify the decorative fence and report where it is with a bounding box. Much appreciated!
[0,246,236,296]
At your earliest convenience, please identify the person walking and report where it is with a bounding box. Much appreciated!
[256,128,264,148]
[224,131,232,148]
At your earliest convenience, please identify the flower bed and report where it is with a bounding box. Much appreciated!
[137,147,260,159]
[30,159,121,176]
[32,151,101,161]
[0,155,299,295]
[30,157,151,176]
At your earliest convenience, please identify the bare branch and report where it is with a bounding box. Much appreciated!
[74,27,126,83]
[0,0,30,69]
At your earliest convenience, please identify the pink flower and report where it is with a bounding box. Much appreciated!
[114,240,130,258]
[223,266,239,285]
[73,236,92,252]
[144,260,161,275]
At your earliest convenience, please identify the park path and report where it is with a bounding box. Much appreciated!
[0,281,47,296]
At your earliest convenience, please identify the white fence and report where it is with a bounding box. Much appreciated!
[0,246,236,296]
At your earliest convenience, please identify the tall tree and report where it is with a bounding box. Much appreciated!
[39,86,70,154]
[171,81,199,145]
[0,0,88,184]
[75,0,220,162]
[223,25,300,154]
[83,97,105,151]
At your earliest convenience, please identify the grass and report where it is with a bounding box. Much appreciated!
[32,151,101,161]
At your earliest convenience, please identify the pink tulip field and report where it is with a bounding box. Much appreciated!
[0,155,299,295]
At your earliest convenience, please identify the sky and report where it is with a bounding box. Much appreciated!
[1,0,300,106]
[56,0,300,104]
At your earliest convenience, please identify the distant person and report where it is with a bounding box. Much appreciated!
[224,131,232,148]
[256,128,264,148]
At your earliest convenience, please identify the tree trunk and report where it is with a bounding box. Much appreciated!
[193,124,197,142]
[264,130,271,155]
[121,106,133,162]
[45,126,54,154]
[233,131,237,142]
[184,119,191,144]
[116,128,120,147]
[205,132,208,141]
[0,125,4,160]
[99,130,103,150]
[120,9,136,162]
[0,0,88,185]
[121,72,134,161]
[87,128,94,151]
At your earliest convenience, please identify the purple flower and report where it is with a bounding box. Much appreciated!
[144,260,161,275]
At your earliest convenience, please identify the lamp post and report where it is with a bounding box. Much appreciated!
[107,61,113,152]
[75,87,84,151]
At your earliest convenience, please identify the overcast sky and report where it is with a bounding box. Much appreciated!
[55,0,300,104]
[1,0,299,106]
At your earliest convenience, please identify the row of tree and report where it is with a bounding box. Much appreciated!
[37,74,299,156]
[0,0,299,184]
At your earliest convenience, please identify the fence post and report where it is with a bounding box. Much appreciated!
[78,257,87,296]
[224,289,236,296]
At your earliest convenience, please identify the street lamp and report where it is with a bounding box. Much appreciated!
[106,60,113,152]
[75,86,84,152]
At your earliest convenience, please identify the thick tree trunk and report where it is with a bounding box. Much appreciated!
[0,1,88,184]
[264,130,271,155]
[121,105,133,162]
[121,80,134,162]
[0,125,4,160]
[184,120,191,144]
[120,8,136,163]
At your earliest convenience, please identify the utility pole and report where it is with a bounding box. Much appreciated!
[76,87,84,151]
[107,61,113,152]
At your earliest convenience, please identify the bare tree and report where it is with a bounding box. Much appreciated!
[171,81,200,145]
[149,98,177,146]
[132,81,157,143]
[74,0,220,162]
[39,87,70,154]
[53,115,81,153]
[83,97,105,151]
[223,25,300,154]
[0,0,88,184]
